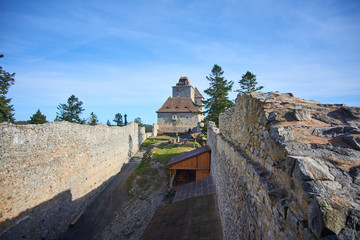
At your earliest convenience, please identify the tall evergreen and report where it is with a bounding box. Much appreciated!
[29,109,47,124]
[113,113,123,126]
[55,95,85,124]
[236,71,263,93]
[134,117,144,127]
[203,64,234,129]
[87,112,99,126]
[0,54,15,122]
[124,114,128,125]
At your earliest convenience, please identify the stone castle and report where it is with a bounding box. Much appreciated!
[1,92,360,239]
[156,77,204,133]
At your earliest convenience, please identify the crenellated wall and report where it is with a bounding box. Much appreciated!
[0,121,146,240]
[208,92,360,240]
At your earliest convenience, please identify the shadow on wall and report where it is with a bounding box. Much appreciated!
[0,173,119,240]
[129,135,133,157]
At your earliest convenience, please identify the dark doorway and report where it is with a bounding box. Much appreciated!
[173,170,196,187]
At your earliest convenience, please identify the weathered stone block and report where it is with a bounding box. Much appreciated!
[290,156,334,181]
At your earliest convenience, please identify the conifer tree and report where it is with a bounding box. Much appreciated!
[124,114,128,125]
[106,120,112,126]
[236,71,263,93]
[113,113,123,126]
[87,112,99,126]
[203,64,233,129]
[56,95,85,124]
[0,54,15,122]
[134,117,144,127]
[29,109,47,124]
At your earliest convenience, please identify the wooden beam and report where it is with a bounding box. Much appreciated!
[70,211,84,227]
[169,170,172,185]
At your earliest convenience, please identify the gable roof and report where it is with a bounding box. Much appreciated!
[167,145,211,166]
[156,97,201,113]
[194,88,203,98]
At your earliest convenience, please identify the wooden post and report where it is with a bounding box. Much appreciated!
[169,169,172,184]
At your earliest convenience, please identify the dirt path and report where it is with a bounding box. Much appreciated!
[62,142,164,240]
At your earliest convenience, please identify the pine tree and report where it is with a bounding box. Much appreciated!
[203,64,234,130]
[29,109,47,124]
[87,112,99,126]
[106,120,112,126]
[124,114,128,125]
[56,95,85,124]
[113,113,123,126]
[0,54,15,122]
[236,71,263,93]
[134,117,144,127]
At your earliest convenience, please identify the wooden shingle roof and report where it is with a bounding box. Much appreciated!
[167,145,211,166]
[156,97,201,113]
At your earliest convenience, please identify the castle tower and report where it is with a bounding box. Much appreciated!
[172,77,195,101]
[156,77,204,133]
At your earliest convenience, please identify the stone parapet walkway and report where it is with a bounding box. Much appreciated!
[173,176,216,202]
[140,177,222,240]
[140,194,222,240]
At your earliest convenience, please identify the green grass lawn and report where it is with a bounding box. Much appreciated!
[152,145,195,165]
[150,135,172,141]
[141,138,160,148]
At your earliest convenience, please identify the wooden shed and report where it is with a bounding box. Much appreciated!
[167,145,211,188]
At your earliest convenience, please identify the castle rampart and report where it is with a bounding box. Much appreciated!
[0,121,146,239]
[208,92,360,239]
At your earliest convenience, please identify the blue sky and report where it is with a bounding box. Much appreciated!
[1,0,359,124]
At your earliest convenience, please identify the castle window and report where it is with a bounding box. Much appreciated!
[172,114,177,121]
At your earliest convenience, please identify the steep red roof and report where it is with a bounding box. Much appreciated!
[194,88,203,98]
[167,145,211,166]
[156,97,201,113]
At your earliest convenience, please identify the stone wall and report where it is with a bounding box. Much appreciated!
[152,123,159,137]
[0,121,146,240]
[172,85,194,101]
[157,112,201,133]
[208,92,360,240]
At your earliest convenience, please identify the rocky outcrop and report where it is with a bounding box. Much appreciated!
[208,92,360,239]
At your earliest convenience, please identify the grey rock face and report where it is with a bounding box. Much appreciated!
[208,92,360,240]
[294,109,311,121]
[289,156,334,181]
[343,135,360,150]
